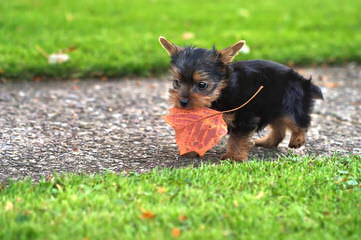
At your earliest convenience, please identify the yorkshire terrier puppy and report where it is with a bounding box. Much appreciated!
[159,36,323,161]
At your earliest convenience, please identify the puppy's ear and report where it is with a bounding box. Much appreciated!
[159,36,183,55]
[219,40,245,63]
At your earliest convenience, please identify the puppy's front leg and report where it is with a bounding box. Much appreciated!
[221,132,253,162]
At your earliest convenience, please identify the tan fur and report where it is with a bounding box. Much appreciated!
[255,116,307,149]
[221,133,252,161]
[219,40,245,63]
[192,72,204,82]
[223,113,235,128]
[168,78,227,109]
[170,66,182,80]
[190,93,214,108]
[208,80,227,102]
[159,36,183,56]
[255,119,286,148]
[192,71,211,83]
[283,117,306,148]
[168,89,181,108]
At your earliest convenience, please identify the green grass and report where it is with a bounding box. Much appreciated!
[0,0,361,79]
[1,155,360,240]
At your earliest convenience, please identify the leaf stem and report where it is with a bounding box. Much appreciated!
[221,85,264,114]
[194,85,264,122]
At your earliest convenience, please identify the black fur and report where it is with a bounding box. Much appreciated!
[169,47,323,137]
[212,60,323,134]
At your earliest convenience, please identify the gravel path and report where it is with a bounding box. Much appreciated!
[0,65,360,182]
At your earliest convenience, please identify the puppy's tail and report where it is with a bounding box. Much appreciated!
[311,83,323,100]
[310,81,323,100]
[302,75,324,100]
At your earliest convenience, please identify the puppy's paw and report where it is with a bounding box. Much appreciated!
[288,141,305,148]
[288,135,305,148]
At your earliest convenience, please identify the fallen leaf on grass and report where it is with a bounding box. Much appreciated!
[36,45,77,65]
[255,191,265,199]
[178,215,187,221]
[322,211,331,216]
[171,228,181,237]
[140,211,156,219]
[223,230,233,237]
[0,68,4,74]
[182,32,195,40]
[5,201,13,211]
[48,53,70,64]
[65,13,75,22]
[157,187,167,194]
[238,8,250,18]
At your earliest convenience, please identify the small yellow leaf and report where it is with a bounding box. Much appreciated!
[233,200,239,207]
[55,184,63,191]
[255,191,265,199]
[157,187,167,194]
[65,13,75,22]
[182,32,195,40]
[5,201,13,211]
[238,8,250,18]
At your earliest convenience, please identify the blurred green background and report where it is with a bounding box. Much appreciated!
[0,0,360,79]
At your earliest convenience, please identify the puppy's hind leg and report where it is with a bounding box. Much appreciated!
[255,119,286,148]
[284,117,306,148]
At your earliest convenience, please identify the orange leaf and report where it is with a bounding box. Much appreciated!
[164,86,264,156]
[157,187,167,193]
[171,228,181,237]
[140,211,156,219]
[164,107,227,156]
[178,215,188,221]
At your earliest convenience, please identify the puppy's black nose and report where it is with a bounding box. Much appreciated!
[179,98,189,107]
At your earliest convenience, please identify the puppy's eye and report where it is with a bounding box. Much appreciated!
[198,81,208,90]
[173,80,180,89]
